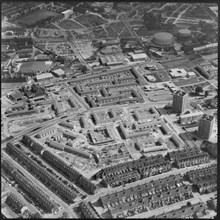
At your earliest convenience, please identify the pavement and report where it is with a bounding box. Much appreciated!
[2,151,78,218]
[85,160,216,204]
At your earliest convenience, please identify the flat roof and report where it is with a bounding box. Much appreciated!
[36,73,54,80]
[131,53,147,59]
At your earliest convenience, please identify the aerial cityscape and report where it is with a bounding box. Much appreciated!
[1,1,218,219]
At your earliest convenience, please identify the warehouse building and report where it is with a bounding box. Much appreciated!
[52,68,65,77]
[130,53,148,62]
[35,73,54,82]
[99,55,124,66]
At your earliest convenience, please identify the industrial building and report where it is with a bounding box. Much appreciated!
[172,90,187,113]
[35,73,54,82]
[99,55,124,66]
[198,114,214,139]
[52,68,65,77]
[130,53,148,62]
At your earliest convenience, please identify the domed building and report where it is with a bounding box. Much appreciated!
[153,32,174,46]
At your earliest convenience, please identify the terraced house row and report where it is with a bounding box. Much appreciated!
[2,159,58,214]
[21,135,97,194]
[185,164,217,194]
[93,154,171,187]
[99,174,192,218]
[5,142,78,204]
[154,202,207,218]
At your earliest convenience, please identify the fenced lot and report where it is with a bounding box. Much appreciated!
[16,10,57,25]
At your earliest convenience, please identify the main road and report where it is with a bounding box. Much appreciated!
[2,151,78,218]
[120,15,152,59]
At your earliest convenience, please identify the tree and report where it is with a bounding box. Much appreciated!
[195,86,203,94]
[204,90,209,97]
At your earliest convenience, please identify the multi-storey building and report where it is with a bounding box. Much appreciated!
[198,114,214,139]
[172,90,187,113]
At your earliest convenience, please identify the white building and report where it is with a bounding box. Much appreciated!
[52,68,65,77]
[145,75,156,82]
[36,73,54,82]
[130,53,147,62]
[169,68,187,78]
[61,9,73,19]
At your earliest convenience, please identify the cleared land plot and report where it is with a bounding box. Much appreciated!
[75,14,108,27]
[105,22,132,38]
[173,77,204,87]
[93,26,108,39]
[36,29,64,38]
[148,91,172,102]
[58,19,84,29]
[134,26,149,36]
[16,10,57,25]
[161,59,195,69]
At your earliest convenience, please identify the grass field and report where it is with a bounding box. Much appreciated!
[76,13,108,27]
[16,10,57,25]
[173,77,202,87]
[58,19,84,29]
[105,22,132,38]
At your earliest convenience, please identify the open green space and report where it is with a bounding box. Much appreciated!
[15,10,57,25]
[58,19,84,29]
[75,13,108,27]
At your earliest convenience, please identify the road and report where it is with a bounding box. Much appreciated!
[2,151,77,218]
[164,4,186,24]
[65,85,90,110]
[173,5,191,24]
[85,160,216,203]
[202,3,218,25]
[120,15,151,59]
